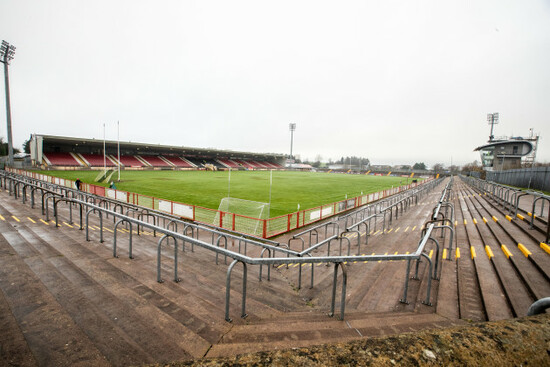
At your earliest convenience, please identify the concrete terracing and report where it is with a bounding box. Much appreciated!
[0,176,548,366]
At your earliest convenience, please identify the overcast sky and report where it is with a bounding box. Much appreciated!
[1,0,549,166]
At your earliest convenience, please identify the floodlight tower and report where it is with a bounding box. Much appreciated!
[487,112,499,142]
[289,123,296,159]
[0,40,16,166]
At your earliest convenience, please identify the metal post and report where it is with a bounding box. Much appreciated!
[103,123,106,171]
[289,123,296,159]
[268,169,272,219]
[117,121,120,181]
[1,41,16,166]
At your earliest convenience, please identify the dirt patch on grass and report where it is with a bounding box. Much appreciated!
[151,314,550,366]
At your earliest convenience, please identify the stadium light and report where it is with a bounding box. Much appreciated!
[0,40,16,166]
[487,112,499,142]
[289,123,296,160]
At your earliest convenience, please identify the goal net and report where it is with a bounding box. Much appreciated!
[214,197,270,235]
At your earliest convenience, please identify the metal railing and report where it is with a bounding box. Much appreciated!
[1,170,453,321]
[462,175,549,243]
[7,167,433,238]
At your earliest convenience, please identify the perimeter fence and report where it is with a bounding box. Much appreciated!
[486,166,550,192]
[8,168,431,238]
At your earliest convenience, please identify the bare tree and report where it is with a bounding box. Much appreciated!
[432,163,445,173]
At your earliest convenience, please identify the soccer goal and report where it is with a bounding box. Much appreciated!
[215,197,270,235]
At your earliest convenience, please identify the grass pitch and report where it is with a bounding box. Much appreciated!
[37,170,415,218]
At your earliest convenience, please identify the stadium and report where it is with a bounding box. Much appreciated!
[1,128,549,365]
[1,2,550,365]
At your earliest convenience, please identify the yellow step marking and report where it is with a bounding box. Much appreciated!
[12,216,20,222]
[505,215,512,221]
[363,253,372,263]
[379,252,388,263]
[442,248,447,260]
[63,222,73,228]
[404,226,410,232]
[464,219,467,225]
[518,243,531,257]
[421,224,425,230]
[454,220,457,227]
[492,216,498,222]
[0,214,5,221]
[373,230,380,236]
[387,228,393,233]
[27,217,36,223]
[482,217,487,224]
[456,248,460,259]
[428,249,433,259]
[369,230,374,235]
[540,243,550,255]
[471,246,476,260]
[88,226,96,231]
[394,227,400,233]
[277,264,285,269]
[412,226,417,231]
[517,213,524,220]
[473,218,478,225]
[104,227,114,233]
[485,245,494,259]
[292,263,299,268]
[501,244,512,258]
[40,219,49,225]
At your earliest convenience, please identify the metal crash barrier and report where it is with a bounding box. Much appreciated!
[463,175,549,243]
[1,170,452,321]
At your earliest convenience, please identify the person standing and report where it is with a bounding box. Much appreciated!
[75,178,82,191]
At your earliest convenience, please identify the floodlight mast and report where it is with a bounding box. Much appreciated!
[0,40,16,166]
[289,123,296,159]
[487,112,499,142]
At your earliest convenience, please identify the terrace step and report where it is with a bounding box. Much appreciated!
[1,215,215,363]
[0,221,109,366]
[207,311,463,358]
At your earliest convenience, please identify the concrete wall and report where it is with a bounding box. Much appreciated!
[487,166,550,192]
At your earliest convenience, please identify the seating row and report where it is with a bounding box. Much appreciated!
[43,152,283,169]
